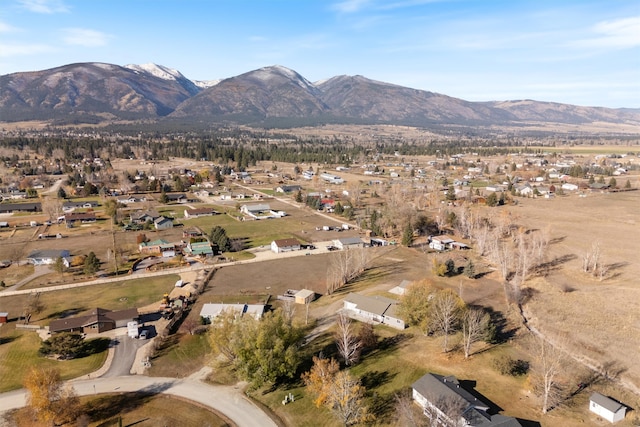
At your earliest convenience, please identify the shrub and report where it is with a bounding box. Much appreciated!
[493,355,529,376]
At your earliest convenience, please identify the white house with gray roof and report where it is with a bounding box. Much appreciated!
[342,293,405,330]
[412,373,523,427]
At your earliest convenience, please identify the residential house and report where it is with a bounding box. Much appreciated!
[276,185,302,193]
[270,238,301,253]
[165,193,188,204]
[117,195,147,205]
[589,393,626,423]
[154,216,173,230]
[412,373,523,427]
[139,239,174,256]
[0,202,41,213]
[320,173,344,184]
[200,303,266,321]
[64,212,97,227]
[62,201,99,212]
[429,235,455,251]
[26,249,71,267]
[185,237,214,256]
[342,293,405,330]
[240,203,286,219]
[333,237,365,250]
[184,207,217,218]
[561,183,579,191]
[130,210,160,224]
[49,307,138,334]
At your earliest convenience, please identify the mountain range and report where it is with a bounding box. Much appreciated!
[1,62,639,130]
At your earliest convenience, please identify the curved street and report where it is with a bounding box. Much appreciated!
[0,374,278,427]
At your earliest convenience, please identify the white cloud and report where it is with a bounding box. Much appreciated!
[0,21,20,33]
[570,16,640,49]
[0,42,55,57]
[331,0,371,14]
[18,0,69,14]
[61,28,111,47]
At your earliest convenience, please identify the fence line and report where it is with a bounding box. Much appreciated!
[0,264,206,298]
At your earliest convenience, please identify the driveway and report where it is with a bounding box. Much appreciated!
[0,375,278,427]
[102,334,149,377]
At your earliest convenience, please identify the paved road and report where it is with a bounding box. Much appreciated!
[0,375,278,427]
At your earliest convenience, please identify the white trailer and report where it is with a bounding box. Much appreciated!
[127,321,139,338]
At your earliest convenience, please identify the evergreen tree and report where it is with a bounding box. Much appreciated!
[401,222,414,246]
[83,252,100,275]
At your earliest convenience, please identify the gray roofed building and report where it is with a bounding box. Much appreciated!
[412,373,524,427]
[589,392,626,423]
[343,293,405,330]
[333,237,365,249]
[26,249,71,267]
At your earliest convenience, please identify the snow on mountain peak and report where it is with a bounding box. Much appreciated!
[254,65,317,92]
[194,79,221,89]
[124,63,184,81]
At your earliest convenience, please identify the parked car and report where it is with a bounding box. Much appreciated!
[139,330,148,339]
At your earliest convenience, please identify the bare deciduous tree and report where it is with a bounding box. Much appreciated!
[430,289,464,353]
[393,389,429,427]
[326,247,372,294]
[335,312,361,366]
[461,308,488,359]
[531,336,565,414]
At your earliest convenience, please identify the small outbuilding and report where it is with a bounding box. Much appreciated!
[0,312,8,324]
[590,392,626,423]
[294,289,315,304]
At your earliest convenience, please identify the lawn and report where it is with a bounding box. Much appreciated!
[181,212,313,248]
[8,393,230,427]
[0,275,179,391]
[147,331,211,378]
[0,332,108,392]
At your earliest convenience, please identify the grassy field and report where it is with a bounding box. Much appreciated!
[0,275,179,391]
[0,332,108,393]
[8,393,230,427]
[147,332,212,378]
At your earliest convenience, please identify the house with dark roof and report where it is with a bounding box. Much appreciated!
[342,293,405,330]
[49,307,138,334]
[270,238,301,253]
[64,212,97,227]
[165,193,188,203]
[153,216,173,230]
[589,392,626,423]
[0,202,41,213]
[412,373,523,427]
[130,210,160,224]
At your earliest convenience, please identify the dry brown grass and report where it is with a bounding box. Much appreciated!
[510,191,640,394]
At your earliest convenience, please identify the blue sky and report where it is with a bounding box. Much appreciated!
[1,0,639,108]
